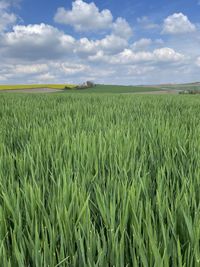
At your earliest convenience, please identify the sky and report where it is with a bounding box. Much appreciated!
[0,0,200,85]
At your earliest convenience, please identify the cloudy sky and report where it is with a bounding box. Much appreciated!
[0,0,200,85]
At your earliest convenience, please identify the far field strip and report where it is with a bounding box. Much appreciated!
[0,84,162,94]
[0,88,64,93]
[0,84,75,90]
[1,83,199,94]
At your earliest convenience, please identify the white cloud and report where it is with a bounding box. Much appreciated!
[0,63,48,83]
[54,0,133,40]
[15,64,49,74]
[75,38,97,56]
[1,23,75,60]
[0,11,17,32]
[0,61,92,84]
[97,34,128,53]
[0,0,17,32]
[163,13,196,34]
[112,17,133,39]
[53,62,90,75]
[153,47,185,61]
[137,16,159,29]
[131,38,152,51]
[54,0,113,32]
[109,47,185,65]
[87,47,185,67]
[131,38,165,51]
[76,34,128,56]
[0,22,128,65]
[88,51,108,62]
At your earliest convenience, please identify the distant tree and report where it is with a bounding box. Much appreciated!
[64,85,73,90]
[86,81,95,88]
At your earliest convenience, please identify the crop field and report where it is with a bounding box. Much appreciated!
[63,84,161,94]
[0,84,161,94]
[0,84,75,90]
[1,83,196,94]
[157,83,200,92]
[0,93,200,266]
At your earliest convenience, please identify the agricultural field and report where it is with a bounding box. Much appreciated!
[0,92,200,266]
[0,84,75,90]
[155,83,200,92]
[1,83,198,94]
[0,84,167,94]
[63,84,161,94]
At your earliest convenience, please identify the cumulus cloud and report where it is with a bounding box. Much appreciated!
[112,17,133,39]
[153,48,185,61]
[0,23,75,60]
[163,13,196,34]
[131,38,152,51]
[0,0,18,32]
[54,0,113,32]
[96,47,185,64]
[88,47,185,65]
[0,22,128,63]
[52,62,90,75]
[54,0,133,40]
[0,10,17,32]
[96,34,128,54]
[75,38,97,56]
[75,34,128,57]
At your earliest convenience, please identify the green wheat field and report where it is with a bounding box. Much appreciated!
[0,93,200,266]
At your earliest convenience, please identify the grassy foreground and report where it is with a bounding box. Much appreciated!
[0,93,200,266]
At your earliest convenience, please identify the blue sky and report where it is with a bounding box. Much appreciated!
[0,0,200,84]
[18,0,200,24]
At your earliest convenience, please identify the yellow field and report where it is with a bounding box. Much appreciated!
[0,84,76,90]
